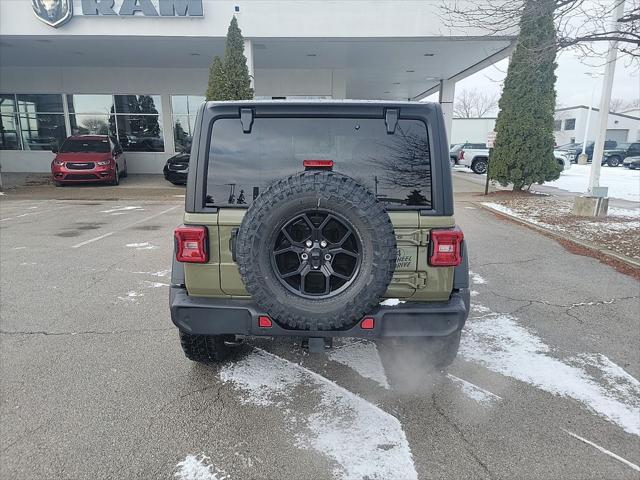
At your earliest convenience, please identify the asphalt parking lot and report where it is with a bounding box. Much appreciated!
[1,176,639,479]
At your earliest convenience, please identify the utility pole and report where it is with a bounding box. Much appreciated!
[587,0,625,197]
[578,73,601,163]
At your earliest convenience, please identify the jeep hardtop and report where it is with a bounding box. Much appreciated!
[170,100,469,367]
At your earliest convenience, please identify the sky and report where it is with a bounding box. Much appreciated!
[428,50,640,114]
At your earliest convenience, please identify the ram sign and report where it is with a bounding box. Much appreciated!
[32,0,203,27]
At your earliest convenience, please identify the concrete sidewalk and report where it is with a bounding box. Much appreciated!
[0,173,184,201]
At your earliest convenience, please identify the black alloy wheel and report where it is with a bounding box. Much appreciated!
[271,210,362,299]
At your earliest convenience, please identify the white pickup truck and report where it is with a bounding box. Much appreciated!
[454,145,573,174]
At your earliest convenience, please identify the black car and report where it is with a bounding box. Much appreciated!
[557,140,617,163]
[163,153,190,185]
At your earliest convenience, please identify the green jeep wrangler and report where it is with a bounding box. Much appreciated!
[170,101,469,368]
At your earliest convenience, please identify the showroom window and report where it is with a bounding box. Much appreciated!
[564,118,576,130]
[16,94,66,151]
[171,95,205,152]
[113,95,164,152]
[0,93,21,150]
[67,94,115,137]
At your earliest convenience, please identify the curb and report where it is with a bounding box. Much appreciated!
[477,202,640,270]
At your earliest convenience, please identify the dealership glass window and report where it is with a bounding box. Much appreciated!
[1,94,21,150]
[116,114,164,152]
[70,114,114,136]
[18,114,67,151]
[111,95,164,152]
[553,119,562,131]
[171,95,204,152]
[67,94,114,115]
[16,94,64,115]
[564,118,576,130]
[14,94,65,150]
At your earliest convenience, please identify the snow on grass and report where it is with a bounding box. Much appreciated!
[101,205,144,214]
[380,298,405,306]
[174,454,228,480]
[534,164,640,202]
[469,271,487,285]
[328,339,390,389]
[220,349,417,480]
[126,242,158,250]
[461,311,640,435]
[446,374,502,405]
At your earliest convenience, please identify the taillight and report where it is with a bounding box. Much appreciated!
[429,227,464,267]
[174,226,208,263]
[458,150,464,160]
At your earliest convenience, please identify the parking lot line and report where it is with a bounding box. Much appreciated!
[71,206,179,248]
[561,428,640,472]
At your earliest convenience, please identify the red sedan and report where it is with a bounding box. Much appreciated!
[51,135,127,186]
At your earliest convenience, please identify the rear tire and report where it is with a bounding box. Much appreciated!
[54,181,64,187]
[179,331,233,363]
[471,158,488,174]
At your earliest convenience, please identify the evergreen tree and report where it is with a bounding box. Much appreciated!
[205,17,253,101]
[489,0,561,190]
[223,17,253,100]
[206,56,226,101]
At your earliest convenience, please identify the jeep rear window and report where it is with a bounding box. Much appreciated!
[206,117,432,209]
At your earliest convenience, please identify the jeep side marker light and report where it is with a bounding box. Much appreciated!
[258,316,273,328]
[174,226,208,263]
[429,227,464,267]
[360,318,375,330]
[303,159,333,170]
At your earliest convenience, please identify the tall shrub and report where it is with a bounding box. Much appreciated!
[206,17,253,101]
[490,0,561,190]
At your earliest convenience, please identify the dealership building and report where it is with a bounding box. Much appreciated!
[0,0,514,174]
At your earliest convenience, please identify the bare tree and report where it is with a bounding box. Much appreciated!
[440,0,640,59]
[453,88,499,117]
[610,97,626,111]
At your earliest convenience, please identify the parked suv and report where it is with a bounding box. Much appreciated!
[51,135,127,186]
[170,101,470,369]
[602,142,640,167]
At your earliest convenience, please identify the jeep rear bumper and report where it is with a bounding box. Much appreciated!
[170,287,470,338]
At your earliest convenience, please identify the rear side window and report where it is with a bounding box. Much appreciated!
[60,139,110,153]
[206,117,432,209]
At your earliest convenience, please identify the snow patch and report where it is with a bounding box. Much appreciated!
[117,291,144,302]
[533,164,640,202]
[220,349,417,480]
[469,271,487,285]
[101,205,144,214]
[380,298,405,307]
[328,339,390,389]
[461,311,640,435]
[126,242,157,250]
[145,281,169,288]
[447,374,502,405]
[174,454,228,480]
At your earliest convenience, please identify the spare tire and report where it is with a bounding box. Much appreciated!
[236,171,396,330]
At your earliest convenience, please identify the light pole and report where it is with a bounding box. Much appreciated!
[579,73,602,161]
[574,0,625,217]
[587,0,625,197]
